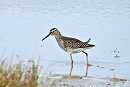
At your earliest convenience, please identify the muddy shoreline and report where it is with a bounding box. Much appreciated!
[46,74,130,87]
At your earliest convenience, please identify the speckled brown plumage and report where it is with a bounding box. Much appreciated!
[61,36,94,49]
[42,28,95,66]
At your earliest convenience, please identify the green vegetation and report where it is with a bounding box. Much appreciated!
[0,59,43,87]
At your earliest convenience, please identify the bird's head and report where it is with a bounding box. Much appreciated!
[42,28,60,41]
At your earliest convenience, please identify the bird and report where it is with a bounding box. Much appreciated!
[42,28,95,66]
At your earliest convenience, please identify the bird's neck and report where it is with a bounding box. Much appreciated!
[54,32,62,39]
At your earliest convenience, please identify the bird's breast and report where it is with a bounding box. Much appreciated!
[55,38,66,51]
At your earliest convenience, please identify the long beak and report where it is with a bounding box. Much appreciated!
[42,32,51,41]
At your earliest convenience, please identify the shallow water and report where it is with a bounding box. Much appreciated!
[0,0,130,86]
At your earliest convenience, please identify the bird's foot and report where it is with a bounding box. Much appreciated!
[87,63,93,66]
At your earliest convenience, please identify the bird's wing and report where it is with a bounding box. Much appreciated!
[62,36,83,49]
[86,38,91,43]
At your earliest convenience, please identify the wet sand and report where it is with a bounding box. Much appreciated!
[43,62,130,87]
[44,73,130,87]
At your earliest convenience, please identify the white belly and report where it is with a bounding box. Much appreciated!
[66,48,88,54]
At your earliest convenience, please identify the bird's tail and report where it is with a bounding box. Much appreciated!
[88,44,95,47]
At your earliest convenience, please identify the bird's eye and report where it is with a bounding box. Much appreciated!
[50,28,56,33]
[50,31,53,33]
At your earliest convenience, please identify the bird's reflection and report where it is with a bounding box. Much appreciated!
[69,61,90,77]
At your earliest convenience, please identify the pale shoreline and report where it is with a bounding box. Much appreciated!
[47,73,130,87]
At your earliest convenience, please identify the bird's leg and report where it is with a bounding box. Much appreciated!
[82,51,92,66]
[85,64,89,77]
[70,54,73,64]
[69,54,73,75]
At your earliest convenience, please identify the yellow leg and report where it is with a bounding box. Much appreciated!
[86,64,88,77]
[70,54,73,64]
[69,54,73,75]
[82,51,92,66]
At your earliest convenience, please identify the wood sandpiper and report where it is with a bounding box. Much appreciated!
[42,28,95,67]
